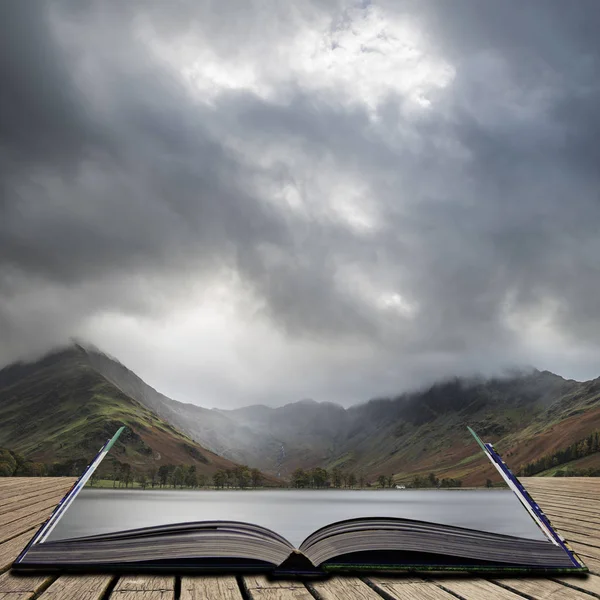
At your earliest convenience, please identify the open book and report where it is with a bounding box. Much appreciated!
[13,427,587,575]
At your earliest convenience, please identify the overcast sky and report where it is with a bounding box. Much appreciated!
[1,1,600,408]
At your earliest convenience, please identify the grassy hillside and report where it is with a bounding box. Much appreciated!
[220,370,600,486]
[3,345,599,487]
[0,348,247,478]
[319,373,600,486]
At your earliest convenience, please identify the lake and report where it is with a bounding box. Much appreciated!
[48,488,547,547]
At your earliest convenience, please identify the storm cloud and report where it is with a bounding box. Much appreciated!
[1,0,600,407]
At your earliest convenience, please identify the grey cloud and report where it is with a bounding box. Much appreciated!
[2,0,600,406]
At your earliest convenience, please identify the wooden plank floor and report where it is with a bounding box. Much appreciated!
[0,477,599,599]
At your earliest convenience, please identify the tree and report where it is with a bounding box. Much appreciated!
[332,467,343,488]
[138,472,148,490]
[292,468,309,488]
[197,473,207,488]
[120,463,132,488]
[0,449,17,476]
[358,473,365,488]
[185,465,197,488]
[411,475,425,488]
[225,469,234,489]
[386,475,394,488]
[171,466,184,488]
[427,473,438,488]
[486,478,493,488]
[310,467,328,488]
[235,466,250,489]
[377,475,387,489]
[0,463,13,477]
[158,465,171,488]
[250,468,262,488]
[213,470,227,489]
[348,473,357,488]
[148,467,158,488]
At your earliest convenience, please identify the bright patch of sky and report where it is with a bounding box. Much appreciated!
[139,3,454,115]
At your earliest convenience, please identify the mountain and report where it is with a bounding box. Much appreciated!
[227,370,600,485]
[222,371,600,484]
[324,371,598,485]
[0,346,249,478]
[3,344,600,486]
[75,344,600,484]
[80,346,283,470]
[77,347,352,474]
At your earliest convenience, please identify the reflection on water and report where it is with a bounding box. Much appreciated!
[48,489,546,547]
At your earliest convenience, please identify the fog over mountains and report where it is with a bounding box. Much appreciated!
[3,344,600,485]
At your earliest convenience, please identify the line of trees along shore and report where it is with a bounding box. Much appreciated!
[0,445,463,488]
[93,464,264,489]
[290,467,463,489]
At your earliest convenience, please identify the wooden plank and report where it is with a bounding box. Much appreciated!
[523,479,600,489]
[38,575,113,600]
[310,577,384,600]
[552,574,600,597]
[0,494,66,529]
[0,477,74,492]
[523,479,600,490]
[579,555,600,575]
[567,541,600,562]
[420,578,527,600]
[0,480,36,490]
[530,490,600,506]
[527,488,600,500]
[538,520,600,544]
[0,487,70,516]
[521,477,600,488]
[0,531,39,572]
[543,509,600,527]
[544,511,600,537]
[534,494,600,511]
[0,481,71,503]
[181,576,243,600]
[539,510,600,529]
[0,479,65,494]
[111,576,174,600]
[0,507,57,545]
[530,501,600,522]
[545,510,600,529]
[367,577,456,600]
[562,531,600,552]
[527,486,600,496]
[243,575,313,600]
[491,577,597,599]
[526,492,600,511]
[521,477,600,492]
[0,571,53,599]
[530,501,600,518]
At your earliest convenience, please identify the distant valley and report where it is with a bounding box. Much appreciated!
[1,344,600,486]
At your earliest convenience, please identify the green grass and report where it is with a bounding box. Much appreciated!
[0,348,233,475]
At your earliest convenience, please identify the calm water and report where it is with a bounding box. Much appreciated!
[48,489,546,547]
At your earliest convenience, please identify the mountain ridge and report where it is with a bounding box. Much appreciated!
[2,344,600,485]
[0,345,264,480]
